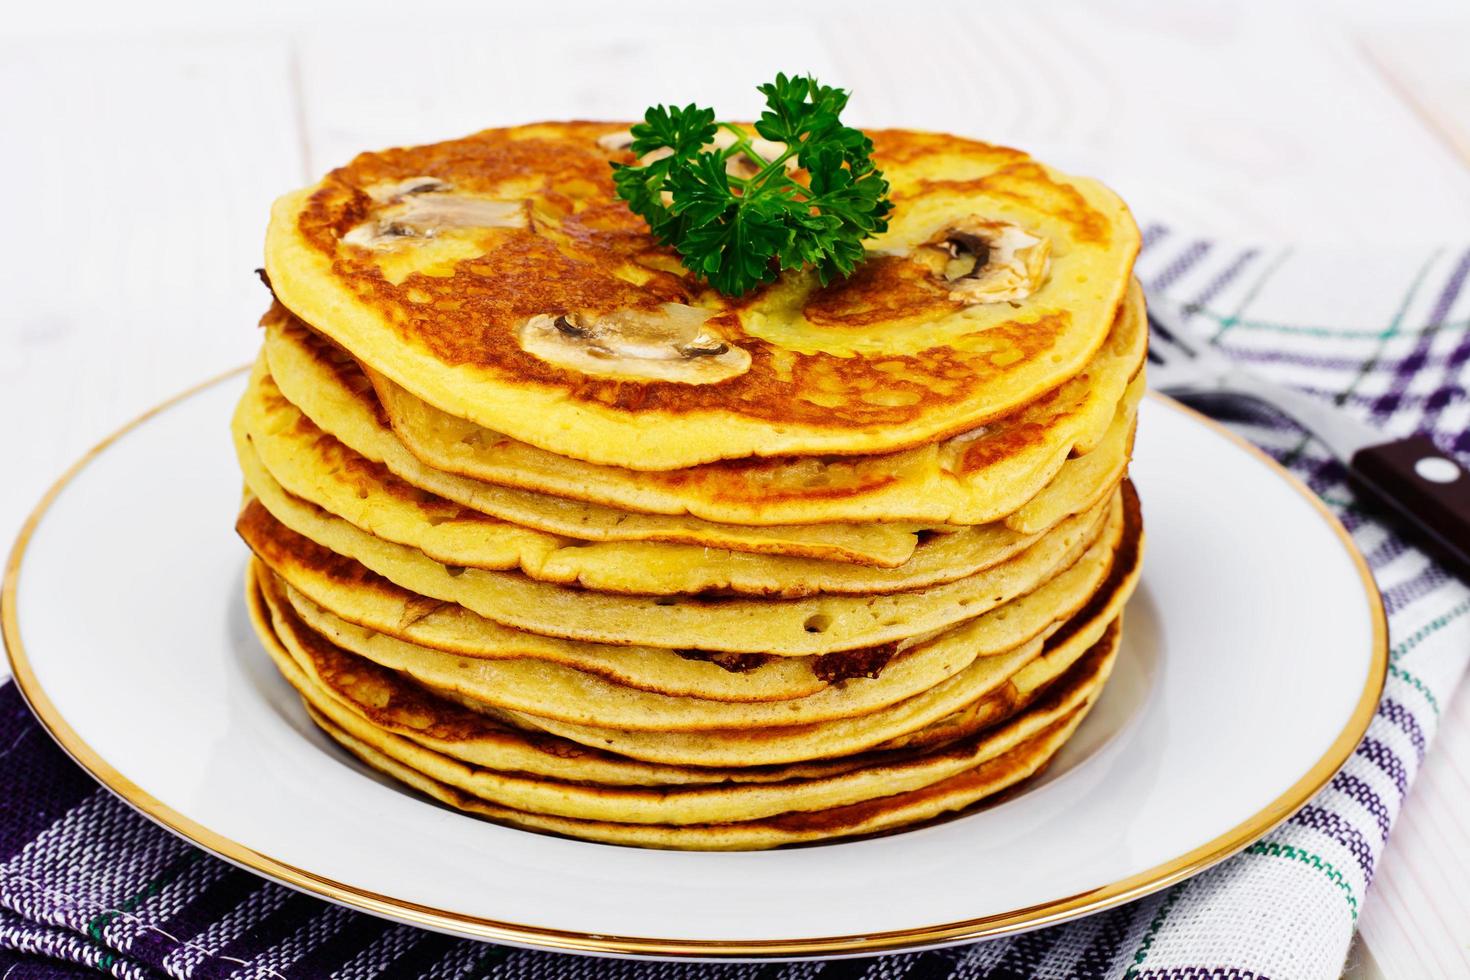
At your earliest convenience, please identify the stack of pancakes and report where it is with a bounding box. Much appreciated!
[235,123,1146,849]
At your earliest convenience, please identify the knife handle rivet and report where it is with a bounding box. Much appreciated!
[1414,456,1461,484]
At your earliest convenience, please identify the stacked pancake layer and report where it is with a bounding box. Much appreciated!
[237,123,1146,849]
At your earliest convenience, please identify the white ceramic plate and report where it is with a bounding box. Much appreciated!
[2,372,1385,961]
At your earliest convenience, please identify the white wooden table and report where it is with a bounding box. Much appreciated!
[3,2,1468,975]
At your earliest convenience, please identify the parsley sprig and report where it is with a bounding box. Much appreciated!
[611,73,892,296]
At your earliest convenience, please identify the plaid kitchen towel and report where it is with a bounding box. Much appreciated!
[2,230,1470,980]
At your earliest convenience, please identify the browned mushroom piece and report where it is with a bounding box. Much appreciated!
[366,176,450,201]
[596,131,639,154]
[518,304,751,383]
[940,230,992,279]
[341,177,528,249]
[678,337,730,357]
[553,315,589,338]
[912,217,1051,304]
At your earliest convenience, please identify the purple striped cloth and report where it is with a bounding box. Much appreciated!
[3,231,1469,979]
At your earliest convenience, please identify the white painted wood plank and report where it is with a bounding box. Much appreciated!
[290,1,1470,243]
[1362,23,1470,168]
[293,13,841,177]
[0,37,305,560]
[823,3,1470,243]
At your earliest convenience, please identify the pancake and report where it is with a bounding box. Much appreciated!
[240,356,1131,596]
[243,516,838,703]
[302,641,1108,828]
[1006,373,1141,536]
[239,117,1148,850]
[497,613,1120,768]
[254,563,1116,826]
[261,307,926,567]
[881,522,1139,753]
[250,567,750,788]
[244,489,1125,705]
[252,566,902,787]
[310,701,1091,849]
[318,283,1144,526]
[302,637,1111,851]
[275,518,1129,731]
[265,125,1139,470]
[234,450,1122,653]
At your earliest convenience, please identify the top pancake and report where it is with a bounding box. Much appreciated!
[265,123,1139,470]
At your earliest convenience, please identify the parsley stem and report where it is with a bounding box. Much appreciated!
[744,140,802,190]
[716,122,771,168]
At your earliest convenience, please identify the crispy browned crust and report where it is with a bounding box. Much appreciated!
[291,124,1117,433]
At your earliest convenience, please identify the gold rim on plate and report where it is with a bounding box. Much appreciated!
[1,370,1388,959]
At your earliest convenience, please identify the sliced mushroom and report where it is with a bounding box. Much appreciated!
[553,315,589,338]
[364,176,450,202]
[596,130,638,154]
[342,177,528,250]
[912,217,1051,304]
[938,231,991,280]
[678,336,729,357]
[597,129,671,164]
[518,303,751,383]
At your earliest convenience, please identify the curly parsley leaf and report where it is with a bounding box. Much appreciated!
[609,103,717,243]
[610,73,892,296]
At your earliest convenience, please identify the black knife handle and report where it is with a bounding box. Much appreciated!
[1349,435,1470,580]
